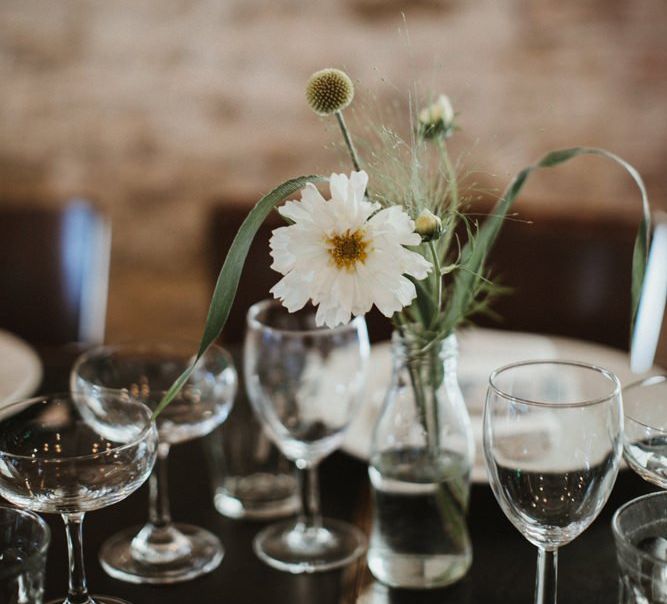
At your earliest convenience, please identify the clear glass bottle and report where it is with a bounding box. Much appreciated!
[368,332,474,589]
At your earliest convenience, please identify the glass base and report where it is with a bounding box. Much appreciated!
[99,523,223,584]
[214,473,299,520]
[367,549,472,589]
[253,517,367,574]
[47,597,131,604]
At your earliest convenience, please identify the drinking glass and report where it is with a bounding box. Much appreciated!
[483,360,623,604]
[244,299,370,573]
[206,401,299,519]
[0,393,157,604]
[0,505,50,604]
[613,491,667,604]
[71,341,237,584]
[622,375,667,488]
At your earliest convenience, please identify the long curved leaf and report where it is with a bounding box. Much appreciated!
[442,147,652,337]
[154,174,326,418]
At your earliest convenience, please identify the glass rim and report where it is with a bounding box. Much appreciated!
[70,341,233,393]
[612,491,667,566]
[246,298,367,337]
[0,392,156,463]
[0,505,50,578]
[622,375,667,433]
[71,340,232,370]
[488,359,621,408]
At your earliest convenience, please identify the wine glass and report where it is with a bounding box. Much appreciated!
[622,375,667,488]
[70,341,237,584]
[483,360,622,604]
[0,393,157,604]
[244,299,370,573]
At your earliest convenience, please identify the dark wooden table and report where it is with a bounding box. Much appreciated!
[35,346,654,604]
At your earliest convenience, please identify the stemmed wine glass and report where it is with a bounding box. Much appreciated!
[622,375,667,487]
[483,360,623,604]
[70,341,237,584]
[244,299,370,573]
[0,393,157,604]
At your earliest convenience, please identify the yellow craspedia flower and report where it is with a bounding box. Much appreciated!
[305,68,354,116]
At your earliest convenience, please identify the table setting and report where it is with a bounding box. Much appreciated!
[1,64,667,604]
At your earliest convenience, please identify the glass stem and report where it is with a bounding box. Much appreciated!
[149,442,172,528]
[296,463,322,530]
[535,547,558,604]
[62,512,92,604]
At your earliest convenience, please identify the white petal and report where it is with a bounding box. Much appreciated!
[270,271,311,312]
[278,184,328,225]
[367,206,422,247]
[399,248,432,280]
[269,226,296,274]
[329,173,349,203]
[348,170,369,203]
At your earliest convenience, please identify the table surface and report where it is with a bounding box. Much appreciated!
[31,346,656,604]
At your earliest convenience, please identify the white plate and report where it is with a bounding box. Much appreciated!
[343,327,663,483]
[0,330,42,405]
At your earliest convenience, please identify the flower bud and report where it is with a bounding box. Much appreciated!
[418,95,455,140]
[414,209,443,241]
[306,68,355,116]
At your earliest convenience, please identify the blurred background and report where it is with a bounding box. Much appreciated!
[0,0,665,347]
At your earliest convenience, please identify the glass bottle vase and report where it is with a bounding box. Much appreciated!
[368,331,475,589]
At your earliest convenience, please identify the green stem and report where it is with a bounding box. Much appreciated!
[428,241,443,325]
[335,110,361,172]
[405,339,467,552]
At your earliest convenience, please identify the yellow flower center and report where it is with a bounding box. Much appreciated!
[327,229,368,271]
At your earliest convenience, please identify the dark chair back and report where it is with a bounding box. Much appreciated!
[0,200,111,345]
[475,212,634,350]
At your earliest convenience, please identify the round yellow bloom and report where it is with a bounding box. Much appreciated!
[305,68,354,116]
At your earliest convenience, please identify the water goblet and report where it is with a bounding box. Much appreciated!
[70,341,237,584]
[622,375,667,488]
[0,393,157,604]
[244,299,370,573]
[483,360,623,604]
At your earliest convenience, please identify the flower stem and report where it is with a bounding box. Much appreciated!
[335,110,362,172]
[428,241,443,323]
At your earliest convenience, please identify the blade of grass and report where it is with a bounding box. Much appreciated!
[154,175,326,419]
[442,147,651,338]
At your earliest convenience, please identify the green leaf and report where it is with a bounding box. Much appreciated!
[410,276,438,324]
[442,147,651,338]
[153,174,326,419]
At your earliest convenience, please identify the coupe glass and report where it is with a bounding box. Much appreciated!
[0,393,157,604]
[483,361,622,604]
[70,342,237,584]
[622,375,667,488]
[244,299,370,573]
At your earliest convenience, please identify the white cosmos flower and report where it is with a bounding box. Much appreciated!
[269,170,432,328]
